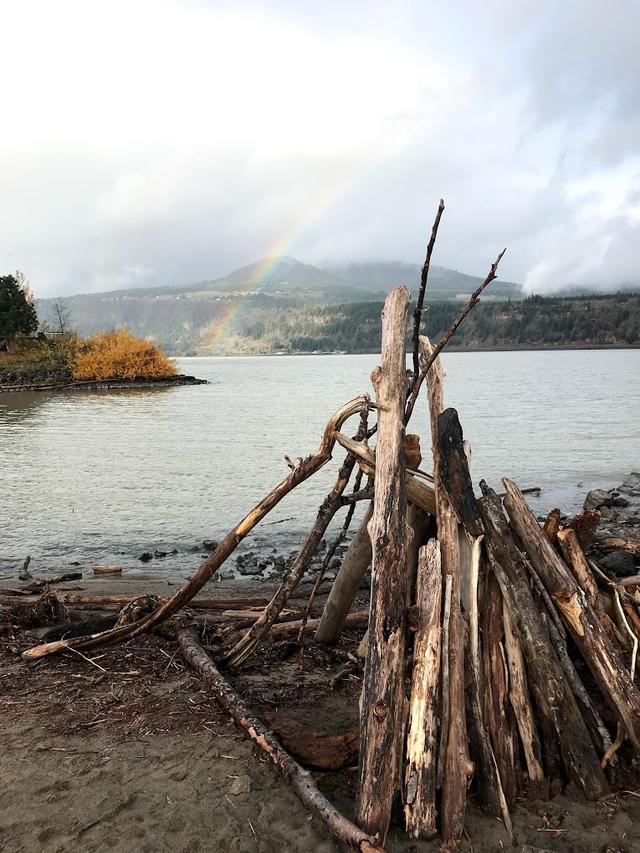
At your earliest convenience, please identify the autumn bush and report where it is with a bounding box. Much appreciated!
[72,329,177,381]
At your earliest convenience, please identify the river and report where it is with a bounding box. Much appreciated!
[1,350,638,580]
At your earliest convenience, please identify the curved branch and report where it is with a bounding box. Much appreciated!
[22,396,371,661]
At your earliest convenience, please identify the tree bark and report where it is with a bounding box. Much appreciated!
[404,539,442,839]
[503,478,640,751]
[177,628,383,853]
[315,504,373,644]
[356,286,412,843]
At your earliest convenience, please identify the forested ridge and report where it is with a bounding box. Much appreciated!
[218,292,640,354]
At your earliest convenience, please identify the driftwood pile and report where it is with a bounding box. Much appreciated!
[4,204,640,850]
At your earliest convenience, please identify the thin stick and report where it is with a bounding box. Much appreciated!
[411,199,445,378]
[405,249,506,424]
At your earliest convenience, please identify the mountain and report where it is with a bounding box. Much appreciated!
[37,256,523,355]
[328,261,522,299]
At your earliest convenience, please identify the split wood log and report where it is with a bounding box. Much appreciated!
[177,628,383,853]
[404,539,442,840]
[481,571,518,803]
[315,503,373,644]
[557,528,599,609]
[478,485,609,797]
[223,447,361,670]
[501,605,545,785]
[21,396,369,661]
[434,406,510,827]
[423,340,473,846]
[356,285,412,843]
[503,478,640,751]
[332,433,436,515]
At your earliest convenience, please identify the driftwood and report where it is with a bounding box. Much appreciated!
[332,433,436,515]
[265,713,359,770]
[478,484,609,798]
[543,508,561,545]
[404,539,442,839]
[177,628,383,853]
[411,198,445,379]
[592,536,640,557]
[21,396,370,661]
[424,342,473,847]
[503,478,640,751]
[315,504,373,644]
[356,285,412,842]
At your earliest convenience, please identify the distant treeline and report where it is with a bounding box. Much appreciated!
[222,292,640,354]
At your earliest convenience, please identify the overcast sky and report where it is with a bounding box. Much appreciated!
[2,0,639,297]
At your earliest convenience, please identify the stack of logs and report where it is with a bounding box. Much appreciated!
[6,226,640,851]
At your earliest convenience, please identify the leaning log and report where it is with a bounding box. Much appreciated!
[356,285,412,842]
[177,628,383,853]
[315,504,373,644]
[404,539,442,839]
[503,478,640,751]
[21,396,369,660]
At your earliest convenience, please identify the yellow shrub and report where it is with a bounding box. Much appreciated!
[72,329,177,381]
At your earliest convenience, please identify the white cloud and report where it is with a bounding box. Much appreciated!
[1,0,640,296]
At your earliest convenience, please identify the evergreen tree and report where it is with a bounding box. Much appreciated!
[0,273,38,347]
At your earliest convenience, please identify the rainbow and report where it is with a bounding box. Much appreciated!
[202,133,414,352]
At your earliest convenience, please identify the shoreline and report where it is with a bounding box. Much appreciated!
[0,373,208,394]
[173,343,640,357]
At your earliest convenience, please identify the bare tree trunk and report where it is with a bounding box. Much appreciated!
[177,628,383,853]
[356,286,412,843]
[315,504,373,644]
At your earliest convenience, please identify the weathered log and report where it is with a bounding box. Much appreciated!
[423,340,473,846]
[265,713,359,770]
[269,610,368,641]
[177,628,383,853]
[404,539,442,839]
[21,572,83,590]
[592,536,640,557]
[21,396,369,661]
[481,570,518,804]
[502,604,544,785]
[557,528,599,609]
[298,459,367,660]
[435,407,510,826]
[410,198,445,379]
[478,485,609,798]
[503,478,640,751]
[315,504,373,644]
[356,286,412,842]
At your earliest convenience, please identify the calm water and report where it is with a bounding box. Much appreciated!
[1,351,638,580]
